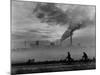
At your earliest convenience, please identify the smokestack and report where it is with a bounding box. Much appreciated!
[70,35,72,46]
[60,23,81,45]
[69,23,73,46]
[69,23,81,45]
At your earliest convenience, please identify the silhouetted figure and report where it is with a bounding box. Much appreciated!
[66,52,74,63]
[35,40,39,46]
[50,42,55,46]
[27,59,35,64]
[27,59,31,64]
[82,52,88,62]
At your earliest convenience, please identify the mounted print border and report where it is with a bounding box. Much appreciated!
[11,0,96,75]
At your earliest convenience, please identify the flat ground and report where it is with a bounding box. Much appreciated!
[11,62,96,75]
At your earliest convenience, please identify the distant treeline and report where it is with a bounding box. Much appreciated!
[12,52,96,66]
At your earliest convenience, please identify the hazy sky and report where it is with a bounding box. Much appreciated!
[11,0,96,63]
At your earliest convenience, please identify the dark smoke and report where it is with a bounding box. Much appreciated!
[60,22,81,42]
[33,3,68,25]
[33,3,95,42]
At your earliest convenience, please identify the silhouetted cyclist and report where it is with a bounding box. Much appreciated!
[27,59,35,64]
[82,52,88,61]
[66,52,73,62]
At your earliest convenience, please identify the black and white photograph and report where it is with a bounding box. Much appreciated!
[11,0,96,74]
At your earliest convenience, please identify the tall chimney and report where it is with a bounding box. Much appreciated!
[70,34,72,46]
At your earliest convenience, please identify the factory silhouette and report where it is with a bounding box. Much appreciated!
[12,40,96,66]
[13,40,96,63]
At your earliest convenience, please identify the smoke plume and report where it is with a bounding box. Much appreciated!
[33,3,95,42]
